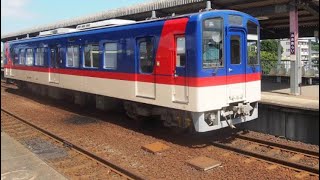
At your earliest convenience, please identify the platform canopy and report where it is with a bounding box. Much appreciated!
[1,0,319,41]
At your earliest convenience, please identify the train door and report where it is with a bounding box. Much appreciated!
[49,47,60,84]
[172,36,189,103]
[9,62,14,77]
[135,37,156,99]
[226,29,246,103]
[6,44,14,77]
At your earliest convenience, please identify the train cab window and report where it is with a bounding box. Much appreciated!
[176,36,186,67]
[26,49,34,66]
[84,44,99,68]
[35,48,45,66]
[247,21,259,65]
[230,36,241,64]
[19,49,26,65]
[104,43,117,70]
[67,45,80,68]
[139,38,154,74]
[202,18,224,68]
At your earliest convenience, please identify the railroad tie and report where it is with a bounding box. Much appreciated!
[244,158,255,164]
[266,149,281,156]
[62,161,94,173]
[244,144,258,151]
[266,164,278,170]
[289,154,305,162]
[294,172,310,179]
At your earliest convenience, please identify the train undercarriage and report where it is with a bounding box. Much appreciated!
[5,79,258,133]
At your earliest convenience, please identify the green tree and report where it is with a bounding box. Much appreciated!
[311,41,319,51]
[260,51,278,61]
[260,39,283,62]
[260,40,282,74]
[260,39,283,54]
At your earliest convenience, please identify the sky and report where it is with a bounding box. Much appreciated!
[1,0,318,52]
[1,0,150,35]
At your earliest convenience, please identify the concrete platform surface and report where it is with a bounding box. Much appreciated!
[261,92,319,111]
[1,132,67,180]
[261,81,319,111]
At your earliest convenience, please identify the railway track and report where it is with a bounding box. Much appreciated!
[1,108,146,180]
[2,82,319,179]
[212,134,319,176]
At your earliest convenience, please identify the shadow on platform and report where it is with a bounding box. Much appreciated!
[262,79,319,100]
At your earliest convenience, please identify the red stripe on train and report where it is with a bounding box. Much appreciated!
[4,65,261,87]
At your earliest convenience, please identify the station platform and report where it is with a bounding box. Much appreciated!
[1,132,66,180]
[261,80,319,111]
[243,80,319,145]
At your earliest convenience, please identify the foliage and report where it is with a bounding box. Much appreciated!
[260,40,282,74]
[261,59,277,75]
[260,51,278,61]
[311,41,319,51]
[260,51,278,74]
[261,39,283,54]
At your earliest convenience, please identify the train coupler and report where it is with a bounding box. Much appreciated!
[221,103,254,129]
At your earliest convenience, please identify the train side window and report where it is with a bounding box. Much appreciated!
[9,48,13,63]
[230,36,241,65]
[35,48,45,66]
[26,49,34,66]
[104,42,117,70]
[247,21,259,65]
[9,48,17,64]
[19,49,26,65]
[67,45,80,68]
[139,38,154,74]
[84,44,99,68]
[176,36,186,67]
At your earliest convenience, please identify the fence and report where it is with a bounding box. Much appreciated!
[261,59,319,77]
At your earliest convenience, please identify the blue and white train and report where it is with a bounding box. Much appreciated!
[4,10,261,132]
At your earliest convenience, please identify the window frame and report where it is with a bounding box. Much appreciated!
[35,47,45,66]
[230,35,242,65]
[247,20,260,65]
[202,17,224,69]
[138,37,155,74]
[175,35,186,68]
[66,45,80,68]
[83,43,100,69]
[25,48,34,66]
[19,49,26,65]
[103,42,118,70]
[10,48,19,65]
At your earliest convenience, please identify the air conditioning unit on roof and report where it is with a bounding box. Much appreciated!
[52,28,79,34]
[39,30,53,36]
[39,28,79,36]
[76,19,136,30]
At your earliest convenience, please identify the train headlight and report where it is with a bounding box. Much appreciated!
[204,111,218,126]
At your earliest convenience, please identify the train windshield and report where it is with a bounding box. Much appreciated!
[202,18,224,69]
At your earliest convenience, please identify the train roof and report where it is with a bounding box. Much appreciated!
[7,10,258,45]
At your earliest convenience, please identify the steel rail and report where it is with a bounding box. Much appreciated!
[1,107,146,180]
[212,141,319,175]
[236,134,319,157]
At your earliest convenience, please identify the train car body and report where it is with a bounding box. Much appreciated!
[4,10,261,132]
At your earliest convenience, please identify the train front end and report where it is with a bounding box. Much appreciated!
[190,10,261,132]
